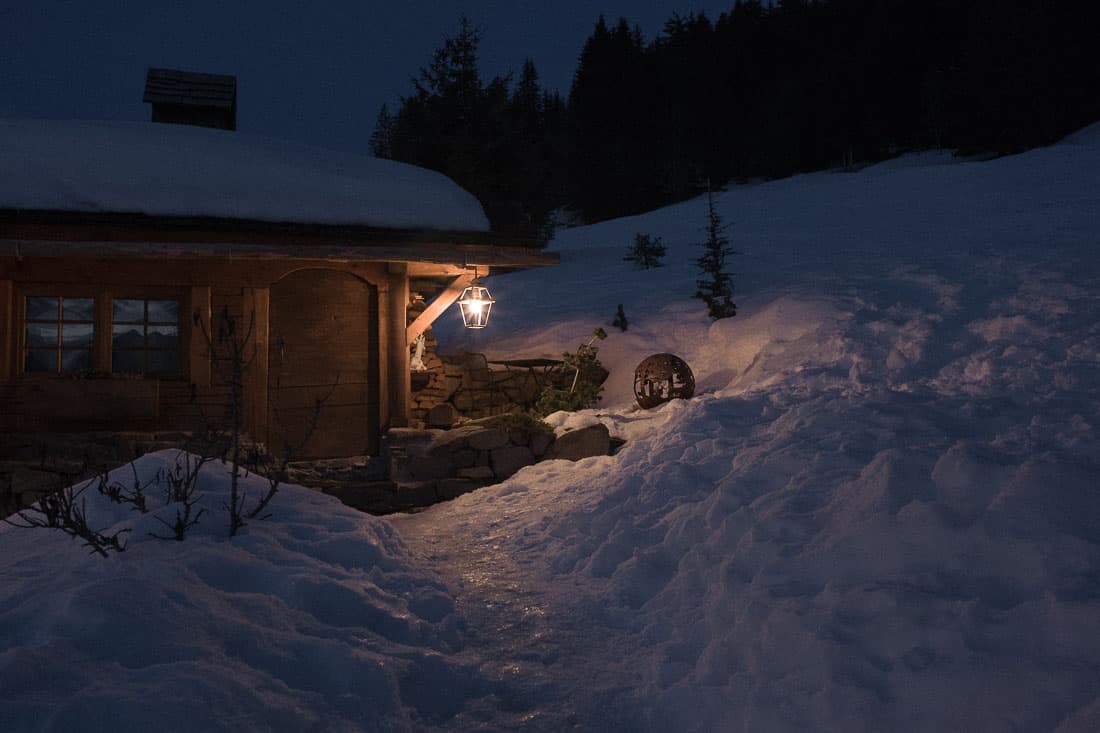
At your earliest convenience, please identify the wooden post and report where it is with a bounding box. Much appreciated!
[93,290,112,372]
[189,286,211,387]
[0,279,11,382]
[243,287,270,441]
[386,263,410,428]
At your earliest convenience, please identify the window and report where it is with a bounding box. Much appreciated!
[24,296,94,373]
[111,299,180,376]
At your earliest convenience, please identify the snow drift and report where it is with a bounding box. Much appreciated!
[417,122,1100,731]
[0,453,484,732]
[2,120,1099,731]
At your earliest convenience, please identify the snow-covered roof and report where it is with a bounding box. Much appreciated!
[0,119,490,232]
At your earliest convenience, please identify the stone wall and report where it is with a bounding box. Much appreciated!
[1,421,616,518]
[0,431,188,514]
[407,319,549,428]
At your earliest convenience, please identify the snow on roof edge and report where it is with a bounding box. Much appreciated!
[0,119,491,233]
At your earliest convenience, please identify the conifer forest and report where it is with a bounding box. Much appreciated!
[371,1,1100,239]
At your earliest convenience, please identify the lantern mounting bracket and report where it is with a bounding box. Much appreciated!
[405,270,477,344]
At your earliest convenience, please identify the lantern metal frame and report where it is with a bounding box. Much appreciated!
[457,270,494,328]
[633,353,695,408]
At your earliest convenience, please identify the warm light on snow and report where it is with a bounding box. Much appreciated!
[4,121,1100,732]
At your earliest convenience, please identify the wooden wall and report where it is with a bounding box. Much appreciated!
[0,256,400,456]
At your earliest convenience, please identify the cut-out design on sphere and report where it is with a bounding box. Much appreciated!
[634,353,695,409]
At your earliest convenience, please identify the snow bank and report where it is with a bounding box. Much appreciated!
[415,126,1100,731]
[4,113,1099,730]
[0,119,489,231]
[0,451,483,732]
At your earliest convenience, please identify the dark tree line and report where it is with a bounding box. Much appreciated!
[371,18,564,240]
[372,2,1100,235]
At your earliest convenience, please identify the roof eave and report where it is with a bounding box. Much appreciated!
[0,209,558,268]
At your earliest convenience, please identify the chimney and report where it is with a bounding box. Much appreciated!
[143,68,237,131]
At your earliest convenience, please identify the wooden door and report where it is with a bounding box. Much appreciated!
[268,269,379,458]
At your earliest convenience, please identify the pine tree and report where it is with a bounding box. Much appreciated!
[612,304,628,331]
[623,233,666,269]
[694,189,737,319]
[369,104,395,158]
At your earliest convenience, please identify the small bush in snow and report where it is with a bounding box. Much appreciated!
[4,470,130,557]
[535,328,608,416]
[624,233,667,269]
[612,303,628,332]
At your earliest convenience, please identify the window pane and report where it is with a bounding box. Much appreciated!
[112,299,145,322]
[25,323,57,347]
[147,300,179,323]
[63,298,94,321]
[60,349,91,373]
[147,350,179,377]
[112,349,144,374]
[62,324,94,347]
[26,297,58,321]
[24,350,55,372]
[112,325,144,349]
[147,325,178,349]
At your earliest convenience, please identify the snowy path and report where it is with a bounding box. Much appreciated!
[393,245,1100,732]
[393,497,635,731]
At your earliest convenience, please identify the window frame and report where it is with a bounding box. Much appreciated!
[17,287,97,377]
[14,286,188,380]
[110,296,183,378]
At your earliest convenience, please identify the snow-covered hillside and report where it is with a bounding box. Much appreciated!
[420,122,1100,731]
[2,123,1099,732]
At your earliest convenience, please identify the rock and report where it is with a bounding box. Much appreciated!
[426,403,457,429]
[456,465,495,481]
[550,423,611,461]
[467,427,509,451]
[451,449,478,468]
[437,478,477,500]
[530,431,555,457]
[491,445,536,479]
[395,481,439,508]
[426,425,480,453]
[407,454,453,481]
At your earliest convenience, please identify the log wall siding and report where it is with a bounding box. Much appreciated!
[0,256,402,456]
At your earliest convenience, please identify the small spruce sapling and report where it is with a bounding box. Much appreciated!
[624,233,667,269]
[535,327,608,415]
[612,304,628,332]
[694,189,737,319]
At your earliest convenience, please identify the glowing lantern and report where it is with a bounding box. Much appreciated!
[457,276,494,328]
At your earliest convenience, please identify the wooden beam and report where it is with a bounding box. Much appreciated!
[93,290,112,372]
[0,279,11,382]
[0,239,559,268]
[243,287,270,440]
[385,263,410,428]
[189,286,212,387]
[0,208,546,250]
[406,272,475,344]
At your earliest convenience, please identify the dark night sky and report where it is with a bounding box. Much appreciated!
[2,1,733,155]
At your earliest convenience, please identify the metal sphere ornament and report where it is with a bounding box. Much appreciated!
[633,353,695,409]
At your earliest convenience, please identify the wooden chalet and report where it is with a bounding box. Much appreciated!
[0,118,556,459]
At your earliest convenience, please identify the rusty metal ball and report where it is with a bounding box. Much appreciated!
[634,353,695,409]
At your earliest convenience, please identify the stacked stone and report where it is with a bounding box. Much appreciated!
[406,295,447,427]
[385,420,611,506]
[0,431,188,512]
